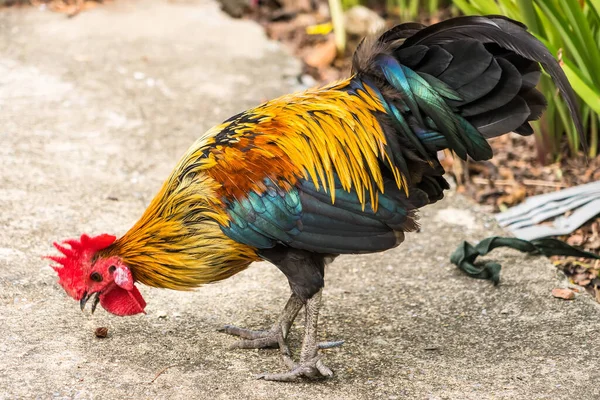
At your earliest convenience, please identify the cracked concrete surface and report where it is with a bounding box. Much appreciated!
[1,1,600,398]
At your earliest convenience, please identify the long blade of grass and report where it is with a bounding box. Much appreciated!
[533,0,591,81]
[588,0,600,24]
[553,92,579,154]
[429,0,440,15]
[516,0,540,32]
[409,0,420,19]
[562,61,600,116]
[590,114,598,158]
[561,0,600,82]
[328,0,346,55]
[469,0,501,14]
[452,0,481,14]
[497,0,520,19]
[399,0,407,19]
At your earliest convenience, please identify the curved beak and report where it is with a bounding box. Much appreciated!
[80,291,101,314]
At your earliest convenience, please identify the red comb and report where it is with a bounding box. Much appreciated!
[47,233,116,299]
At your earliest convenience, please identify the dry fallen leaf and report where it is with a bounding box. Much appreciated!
[496,184,526,207]
[572,273,590,285]
[567,233,585,246]
[551,288,575,300]
[303,37,337,69]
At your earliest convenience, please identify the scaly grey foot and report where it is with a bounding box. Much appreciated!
[219,325,344,350]
[218,325,282,350]
[218,293,304,352]
[255,290,341,382]
[257,354,333,382]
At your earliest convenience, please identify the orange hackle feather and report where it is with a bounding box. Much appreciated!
[196,79,406,209]
[99,78,407,290]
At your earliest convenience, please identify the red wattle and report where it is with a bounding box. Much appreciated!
[99,284,146,316]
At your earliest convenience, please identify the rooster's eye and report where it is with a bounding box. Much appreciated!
[90,272,103,282]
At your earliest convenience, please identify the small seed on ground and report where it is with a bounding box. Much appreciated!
[95,327,109,338]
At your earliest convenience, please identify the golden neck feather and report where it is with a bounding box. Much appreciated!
[102,127,259,290]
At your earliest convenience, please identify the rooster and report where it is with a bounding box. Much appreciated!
[49,16,582,381]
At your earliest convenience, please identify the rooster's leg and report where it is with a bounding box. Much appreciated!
[258,289,336,381]
[219,293,303,352]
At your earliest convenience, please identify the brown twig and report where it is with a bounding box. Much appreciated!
[149,364,181,383]
[471,177,566,188]
[521,179,568,188]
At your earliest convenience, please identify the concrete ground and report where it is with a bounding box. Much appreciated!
[1,1,599,398]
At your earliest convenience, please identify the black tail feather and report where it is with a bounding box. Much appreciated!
[415,45,453,76]
[460,57,522,117]
[349,14,584,210]
[401,15,585,150]
[470,96,530,138]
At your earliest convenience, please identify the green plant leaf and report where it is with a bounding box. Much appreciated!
[452,0,481,14]
[562,61,600,116]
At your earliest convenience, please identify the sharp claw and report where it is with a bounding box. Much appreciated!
[316,360,333,377]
